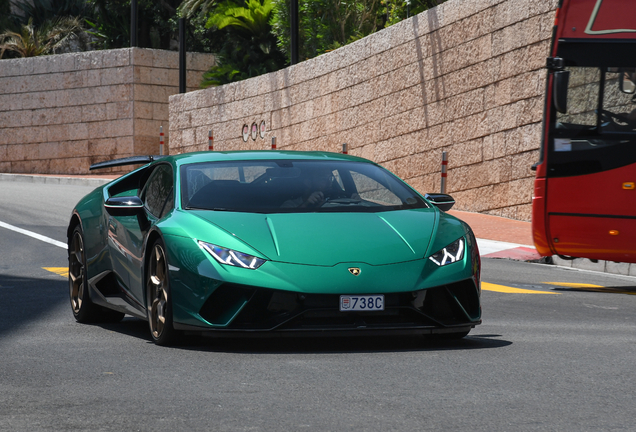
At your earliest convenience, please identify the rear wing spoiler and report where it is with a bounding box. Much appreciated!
[89,155,167,171]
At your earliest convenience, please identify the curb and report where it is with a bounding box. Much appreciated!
[0,173,114,188]
[477,239,636,277]
[550,255,636,277]
[482,246,544,262]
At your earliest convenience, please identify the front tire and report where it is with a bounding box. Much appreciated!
[146,238,178,346]
[432,330,470,340]
[69,225,124,323]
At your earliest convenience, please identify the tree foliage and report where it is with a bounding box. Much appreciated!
[270,0,442,63]
[178,0,216,18]
[0,0,449,83]
[85,0,184,50]
[271,0,380,62]
[0,0,14,38]
[11,0,91,27]
[382,0,442,27]
[201,0,285,87]
[0,17,85,58]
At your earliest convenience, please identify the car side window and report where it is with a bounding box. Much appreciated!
[142,164,174,218]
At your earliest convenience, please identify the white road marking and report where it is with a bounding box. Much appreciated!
[477,238,533,256]
[0,220,67,249]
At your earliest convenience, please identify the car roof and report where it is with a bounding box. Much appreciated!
[169,150,373,167]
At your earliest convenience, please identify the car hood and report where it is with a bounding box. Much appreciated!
[189,209,439,266]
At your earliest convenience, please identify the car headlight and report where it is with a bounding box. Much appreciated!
[429,238,464,266]
[199,241,266,269]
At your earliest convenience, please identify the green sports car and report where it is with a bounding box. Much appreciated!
[68,151,481,345]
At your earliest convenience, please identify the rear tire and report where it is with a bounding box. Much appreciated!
[146,238,178,346]
[69,225,125,323]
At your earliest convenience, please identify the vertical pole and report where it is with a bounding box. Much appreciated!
[179,18,186,94]
[159,125,164,156]
[441,151,448,194]
[130,0,138,47]
[271,137,277,150]
[290,0,299,64]
[208,130,214,151]
[342,143,348,154]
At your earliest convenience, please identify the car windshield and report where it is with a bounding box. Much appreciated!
[180,160,428,213]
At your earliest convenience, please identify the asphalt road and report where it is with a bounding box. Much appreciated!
[1,179,635,431]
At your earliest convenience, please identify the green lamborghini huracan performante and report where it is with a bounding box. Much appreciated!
[68,151,481,345]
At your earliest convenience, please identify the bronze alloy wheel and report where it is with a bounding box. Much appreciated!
[147,240,176,345]
[68,225,125,323]
[69,229,85,316]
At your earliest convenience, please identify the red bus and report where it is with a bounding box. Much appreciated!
[532,0,636,264]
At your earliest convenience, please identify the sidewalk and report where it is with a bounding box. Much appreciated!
[2,172,634,276]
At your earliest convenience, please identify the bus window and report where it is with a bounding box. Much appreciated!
[602,69,636,131]
[556,67,599,130]
[552,66,636,153]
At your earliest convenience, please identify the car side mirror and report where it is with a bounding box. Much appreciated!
[424,193,455,211]
[553,70,569,114]
[105,196,144,217]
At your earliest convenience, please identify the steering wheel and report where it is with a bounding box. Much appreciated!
[599,109,635,130]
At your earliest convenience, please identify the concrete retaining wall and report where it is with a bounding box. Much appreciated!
[0,48,214,174]
[169,0,558,221]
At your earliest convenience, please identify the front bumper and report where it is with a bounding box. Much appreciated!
[173,278,481,337]
[165,230,481,336]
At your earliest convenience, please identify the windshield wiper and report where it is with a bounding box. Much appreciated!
[324,198,363,205]
[185,206,232,211]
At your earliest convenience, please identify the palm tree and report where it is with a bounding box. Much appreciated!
[178,0,217,18]
[207,0,275,39]
[201,0,286,87]
[0,17,85,58]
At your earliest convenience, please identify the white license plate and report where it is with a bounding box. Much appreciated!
[339,295,384,311]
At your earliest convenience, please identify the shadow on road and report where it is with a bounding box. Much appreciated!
[97,317,152,341]
[551,285,636,294]
[95,318,513,353]
[0,273,513,354]
[186,333,513,354]
[0,274,68,338]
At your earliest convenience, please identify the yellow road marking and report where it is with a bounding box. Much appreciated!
[482,282,560,295]
[542,282,603,288]
[542,282,636,295]
[43,267,68,278]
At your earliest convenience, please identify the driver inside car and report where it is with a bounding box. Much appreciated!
[281,167,337,208]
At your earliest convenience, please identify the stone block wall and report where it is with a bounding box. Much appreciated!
[0,48,214,174]
[169,0,558,221]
